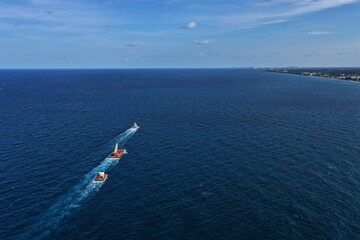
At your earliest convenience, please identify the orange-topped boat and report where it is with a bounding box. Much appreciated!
[108,143,127,159]
[94,171,108,182]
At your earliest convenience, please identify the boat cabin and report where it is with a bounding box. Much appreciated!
[95,172,107,182]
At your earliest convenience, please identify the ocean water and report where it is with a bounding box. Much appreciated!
[0,69,359,240]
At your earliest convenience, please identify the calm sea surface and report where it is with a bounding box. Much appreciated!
[0,69,359,239]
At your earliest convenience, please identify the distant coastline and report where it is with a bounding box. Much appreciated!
[260,67,360,83]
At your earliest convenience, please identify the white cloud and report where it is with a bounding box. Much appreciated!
[257,19,287,26]
[305,31,336,35]
[221,0,357,29]
[192,40,210,45]
[126,43,141,47]
[196,52,205,58]
[181,21,197,29]
[304,51,326,57]
[0,1,128,34]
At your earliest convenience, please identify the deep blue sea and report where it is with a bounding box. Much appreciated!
[0,69,359,240]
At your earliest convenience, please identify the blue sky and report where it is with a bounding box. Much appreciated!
[0,0,359,68]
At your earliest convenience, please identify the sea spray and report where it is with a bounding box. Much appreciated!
[18,127,137,240]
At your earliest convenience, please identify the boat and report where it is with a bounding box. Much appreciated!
[132,122,140,129]
[108,143,126,159]
[94,172,108,182]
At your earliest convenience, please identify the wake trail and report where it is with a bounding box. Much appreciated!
[16,128,138,240]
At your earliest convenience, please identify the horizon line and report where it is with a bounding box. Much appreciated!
[1,66,360,70]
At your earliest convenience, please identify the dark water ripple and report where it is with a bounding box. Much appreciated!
[0,69,359,239]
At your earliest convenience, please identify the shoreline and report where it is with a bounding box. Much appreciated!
[261,68,360,83]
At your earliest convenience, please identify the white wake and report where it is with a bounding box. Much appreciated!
[18,127,138,240]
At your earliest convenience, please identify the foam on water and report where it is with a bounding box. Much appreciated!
[16,128,137,240]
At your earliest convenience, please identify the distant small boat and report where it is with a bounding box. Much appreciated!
[94,172,108,182]
[132,122,140,129]
[108,143,126,159]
